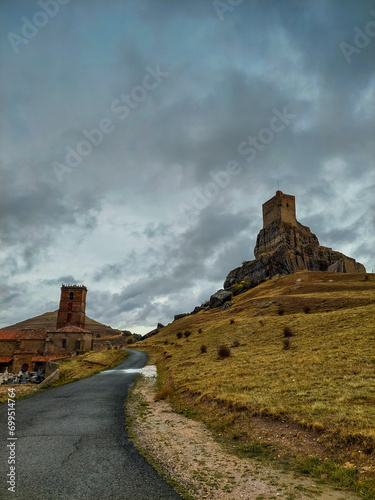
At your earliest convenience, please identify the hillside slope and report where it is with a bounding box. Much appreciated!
[2,311,122,337]
[139,271,375,486]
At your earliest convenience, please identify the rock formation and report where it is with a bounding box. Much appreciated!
[224,191,365,289]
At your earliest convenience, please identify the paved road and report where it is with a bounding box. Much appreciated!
[0,350,182,500]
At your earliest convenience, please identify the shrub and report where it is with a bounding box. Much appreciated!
[304,305,310,314]
[259,319,264,326]
[200,345,207,354]
[218,345,231,359]
[232,339,240,348]
[184,331,192,338]
[230,318,235,324]
[198,328,202,333]
[127,336,135,344]
[96,333,101,338]
[164,340,169,345]
[283,326,293,337]
[176,332,182,339]
[283,338,291,350]
[278,307,285,316]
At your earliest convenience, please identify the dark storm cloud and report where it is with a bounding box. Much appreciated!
[1,0,373,331]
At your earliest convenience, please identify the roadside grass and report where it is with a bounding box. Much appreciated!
[52,349,129,385]
[137,271,375,498]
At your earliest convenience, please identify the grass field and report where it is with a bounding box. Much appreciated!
[138,271,375,497]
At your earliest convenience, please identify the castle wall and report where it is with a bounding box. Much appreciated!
[262,191,297,228]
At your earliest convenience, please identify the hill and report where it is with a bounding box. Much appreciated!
[2,311,122,337]
[139,271,375,493]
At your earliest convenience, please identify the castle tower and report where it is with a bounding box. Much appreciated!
[262,190,297,228]
[56,285,87,330]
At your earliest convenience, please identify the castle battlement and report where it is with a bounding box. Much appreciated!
[61,284,88,291]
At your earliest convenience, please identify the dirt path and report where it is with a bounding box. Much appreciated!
[126,370,360,500]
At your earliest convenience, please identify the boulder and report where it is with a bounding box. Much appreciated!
[221,301,232,310]
[209,289,233,309]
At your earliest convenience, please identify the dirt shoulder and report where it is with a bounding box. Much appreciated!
[126,372,360,500]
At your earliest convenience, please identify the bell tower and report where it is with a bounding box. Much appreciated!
[56,284,87,330]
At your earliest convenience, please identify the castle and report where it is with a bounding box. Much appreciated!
[224,191,366,289]
[0,285,93,374]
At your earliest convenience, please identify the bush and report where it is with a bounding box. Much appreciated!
[283,326,293,337]
[218,345,231,359]
[278,307,285,316]
[198,328,202,333]
[230,318,235,324]
[127,336,135,344]
[184,331,192,338]
[232,339,240,348]
[200,345,207,354]
[176,332,182,339]
[283,338,291,350]
[304,305,310,314]
[96,333,101,338]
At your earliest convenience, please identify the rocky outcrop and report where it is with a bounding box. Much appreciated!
[224,192,365,290]
[209,290,233,309]
[142,323,165,339]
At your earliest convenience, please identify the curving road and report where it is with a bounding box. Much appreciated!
[0,350,182,500]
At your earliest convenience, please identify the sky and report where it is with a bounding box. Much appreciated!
[0,0,374,335]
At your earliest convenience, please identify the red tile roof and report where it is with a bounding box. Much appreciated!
[0,330,48,340]
[0,356,13,363]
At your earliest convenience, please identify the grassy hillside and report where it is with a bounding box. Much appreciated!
[2,311,122,337]
[138,271,375,496]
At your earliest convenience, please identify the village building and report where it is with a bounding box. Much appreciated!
[0,285,93,374]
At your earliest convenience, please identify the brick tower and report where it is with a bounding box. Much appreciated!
[56,285,87,330]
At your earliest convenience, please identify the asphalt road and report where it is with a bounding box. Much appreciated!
[0,350,183,500]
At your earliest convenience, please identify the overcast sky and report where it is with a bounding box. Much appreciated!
[1,0,374,335]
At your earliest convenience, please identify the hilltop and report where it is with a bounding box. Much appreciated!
[2,310,122,337]
[138,271,375,494]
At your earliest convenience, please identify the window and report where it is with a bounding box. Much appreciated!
[62,339,67,349]
[286,203,289,207]
[67,313,72,322]
[69,292,74,300]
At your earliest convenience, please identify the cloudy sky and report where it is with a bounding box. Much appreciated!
[1,0,374,335]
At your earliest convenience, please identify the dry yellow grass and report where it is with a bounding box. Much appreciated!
[138,271,375,474]
[56,349,128,382]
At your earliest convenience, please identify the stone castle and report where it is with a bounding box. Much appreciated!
[0,285,93,374]
[224,191,365,289]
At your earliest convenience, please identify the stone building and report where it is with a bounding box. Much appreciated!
[0,284,93,373]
